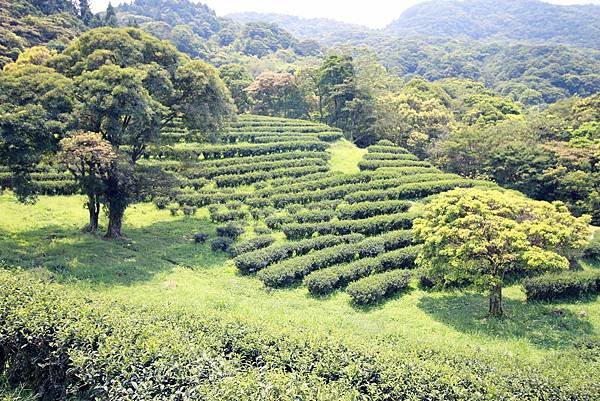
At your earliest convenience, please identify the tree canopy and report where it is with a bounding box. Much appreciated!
[413,188,591,317]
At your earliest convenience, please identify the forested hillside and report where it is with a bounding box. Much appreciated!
[385,0,600,49]
[115,0,322,60]
[0,0,85,67]
[228,12,368,42]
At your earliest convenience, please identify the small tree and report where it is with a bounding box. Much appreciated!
[59,132,116,232]
[413,188,590,317]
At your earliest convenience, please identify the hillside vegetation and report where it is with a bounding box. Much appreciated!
[1,1,599,399]
[385,0,600,49]
[1,116,599,399]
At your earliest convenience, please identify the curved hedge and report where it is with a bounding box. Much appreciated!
[234,234,364,274]
[228,235,276,257]
[159,141,328,160]
[345,179,494,203]
[523,270,600,301]
[214,165,329,187]
[358,159,431,171]
[259,231,415,287]
[363,153,420,161]
[282,212,417,240]
[347,270,413,305]
[366,145,409,154]
[305,243,421,295]
[177,191,249,207]
[337,200,412,220]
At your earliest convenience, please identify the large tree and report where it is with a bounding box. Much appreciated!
[0,63,75,200]
[1,28,234,238]
[245,71,308,119]
[413,188,590,317]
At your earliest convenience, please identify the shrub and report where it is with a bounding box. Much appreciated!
[154,196,170,209]
[347,270,413,305]
[282,212,417,240]
[1,271,598,400]
[337,200,412,220]
[209,205,248,223]
[583,231,600,259]
[375,139,395,146]
[228,235,276,257]
[182,206,197,217]
[259,231,413,287]
[358,159,431,171]
[522,270,600,301]
[0,272,597,400]
[194,232,209,243]
[234,234,364,274]
[304,242,420,296]
[216,222,245,239]
[211,236,234,252]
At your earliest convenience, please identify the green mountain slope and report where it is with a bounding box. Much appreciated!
[385,0,600,49]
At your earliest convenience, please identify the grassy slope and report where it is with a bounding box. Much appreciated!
[0,140,598,380]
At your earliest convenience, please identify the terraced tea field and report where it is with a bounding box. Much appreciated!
[137,115,492,304]
[1,115,598,400]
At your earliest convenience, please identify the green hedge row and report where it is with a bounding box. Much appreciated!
[214,165,329,187]
[365,145,409,154]
[258,231,415,287]
[255,173,369,198]
[234,234,364,274]
[228,235,276,257]
[522,270,600,301]
[347,270,413,305]
[258,171,340,189]
[304,240,419,295]
[222,131,342,143]
[159,141,328,160]
[337,200,412,219]
[183,151,330,173]
[177,191,249,207]
[282,212,417,240]
[345,179,494,203]
[264,174,453,208]
[358,159,431,171]
[230,126,336,133]
[363,153,419,161]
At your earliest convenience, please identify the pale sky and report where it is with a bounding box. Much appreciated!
[90,0,600,28]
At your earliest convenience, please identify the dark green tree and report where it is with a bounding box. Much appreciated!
[104,2,118,27]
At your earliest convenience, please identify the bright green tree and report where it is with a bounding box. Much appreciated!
[413,188,590,317]
[219,64,253,113]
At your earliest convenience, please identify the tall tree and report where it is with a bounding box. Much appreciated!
[2,28,234,238]
[104,2,118,27]
[219,64,253,113]
[246,71,308,119]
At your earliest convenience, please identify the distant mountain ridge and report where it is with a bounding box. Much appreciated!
[227,12,372,42]
[385,0,600,49]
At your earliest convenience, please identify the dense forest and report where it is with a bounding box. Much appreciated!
[0,0,599,400]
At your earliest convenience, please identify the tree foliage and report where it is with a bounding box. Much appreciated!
[413,188,591,317]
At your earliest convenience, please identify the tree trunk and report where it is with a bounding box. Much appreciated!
[106,202,124,239]
[488,284,504,318]
[85,195,100,232]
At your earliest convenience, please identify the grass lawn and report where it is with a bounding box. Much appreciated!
[1,192,598,371]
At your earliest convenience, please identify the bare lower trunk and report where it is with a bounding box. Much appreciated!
[105,203,124,239]
[488,284,504,318]
[85,195,100,232]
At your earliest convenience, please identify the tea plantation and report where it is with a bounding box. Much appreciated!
[1,116,599,400]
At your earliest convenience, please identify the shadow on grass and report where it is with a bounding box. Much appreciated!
[0,216,227,287]
[418,293,594,349]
